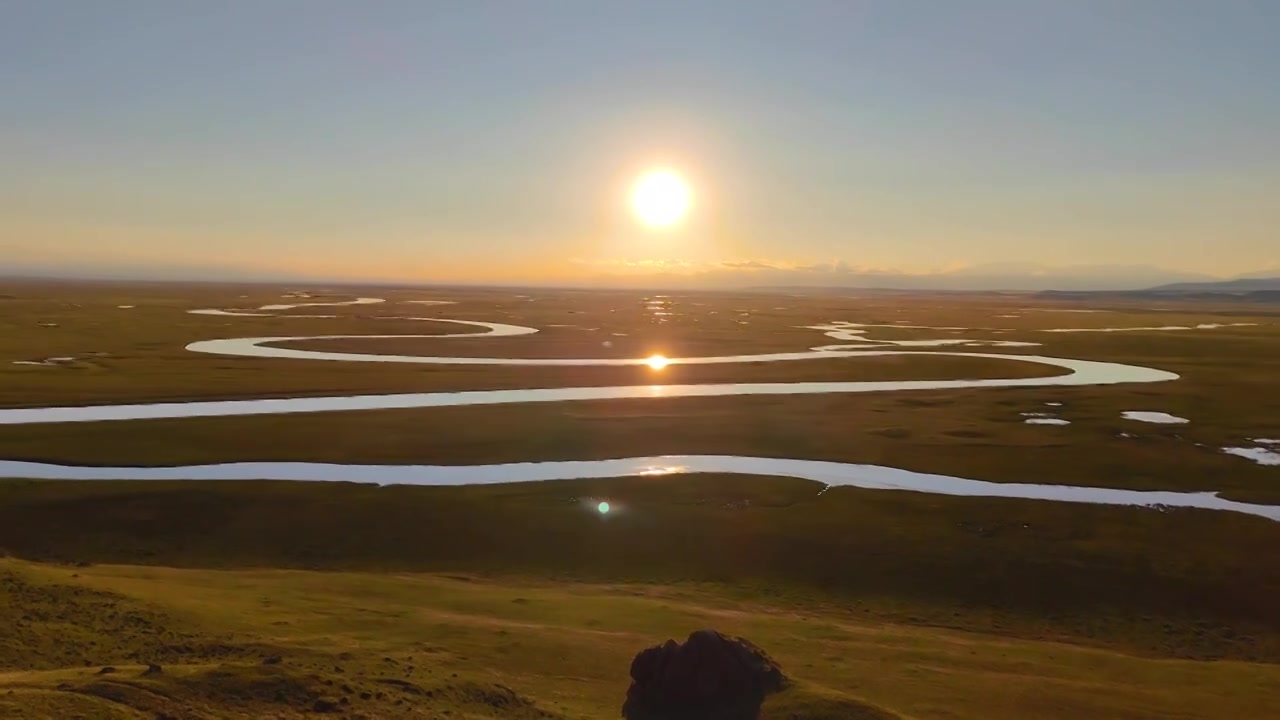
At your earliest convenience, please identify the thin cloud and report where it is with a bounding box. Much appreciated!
[717,260,779,270]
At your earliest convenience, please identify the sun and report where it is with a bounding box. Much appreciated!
[630,169,692,228]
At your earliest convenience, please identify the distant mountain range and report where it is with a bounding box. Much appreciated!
[1038,277,1280,303]
[600,263,1234,293]
[735,264,1273,293]
[1143,277,1280,293]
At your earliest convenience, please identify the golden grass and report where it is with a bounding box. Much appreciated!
[2,559,1278,719]
[2,282,1279,717]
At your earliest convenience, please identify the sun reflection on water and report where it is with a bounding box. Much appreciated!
[646,354,669,370]
[639,465,685,476]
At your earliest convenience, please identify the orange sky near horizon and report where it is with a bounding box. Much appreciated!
[4,4,1279,287]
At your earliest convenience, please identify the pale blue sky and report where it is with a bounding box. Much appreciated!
[3,1,1278,284]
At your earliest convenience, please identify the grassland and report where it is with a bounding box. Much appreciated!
[3,557,1279,719]
[1,280,1279,717]
[1,283,1071,406]
[2,473,1279,665]
[3,281,1278,499]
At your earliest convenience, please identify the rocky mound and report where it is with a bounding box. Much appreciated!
[622,629,788,720]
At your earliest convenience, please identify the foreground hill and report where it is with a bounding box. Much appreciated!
[3,557,1278,719]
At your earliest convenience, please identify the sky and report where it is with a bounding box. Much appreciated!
[3,1,1279,288]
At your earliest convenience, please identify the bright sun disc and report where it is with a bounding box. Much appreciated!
[646,354,669,370]
[630,169,692,228]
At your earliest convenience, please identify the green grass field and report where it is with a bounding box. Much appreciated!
[1,280,1279,717]
[3,558,1279,719]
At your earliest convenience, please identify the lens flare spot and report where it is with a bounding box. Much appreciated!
[597,501,611,515]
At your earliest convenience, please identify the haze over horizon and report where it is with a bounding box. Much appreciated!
[4,2,1278,289]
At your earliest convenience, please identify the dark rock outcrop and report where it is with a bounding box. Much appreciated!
[622,629,787,720]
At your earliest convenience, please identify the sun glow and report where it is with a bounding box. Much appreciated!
[630,169,692,228]
[646,354,670,370]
